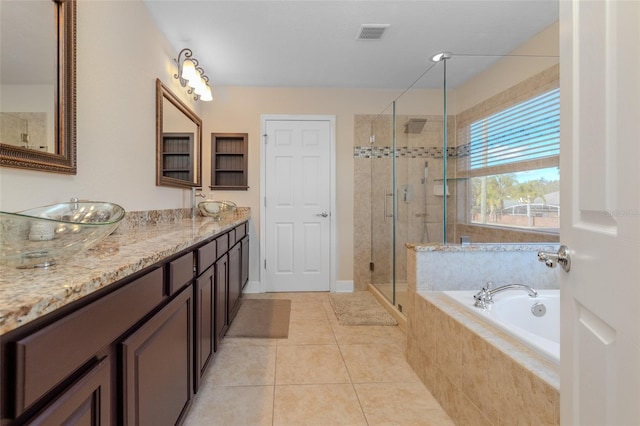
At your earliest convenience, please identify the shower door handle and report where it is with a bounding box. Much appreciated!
[384,192,394,219]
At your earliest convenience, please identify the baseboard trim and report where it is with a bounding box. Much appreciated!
[242,280,262,294]
[333,280,354,293]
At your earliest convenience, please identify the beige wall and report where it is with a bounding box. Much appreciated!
[452,22,559,112]
[0,0,439,285]
[0,0,559,286]
[199,87,442,283]
[0,0,200,213]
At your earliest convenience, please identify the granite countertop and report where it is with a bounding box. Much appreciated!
[0,209,250,335]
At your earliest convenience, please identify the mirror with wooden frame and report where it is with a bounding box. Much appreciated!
[156,79,202,188]
[0,0,77,174]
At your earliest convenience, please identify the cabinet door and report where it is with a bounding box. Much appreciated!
[241,236,249,289]
[26,357,110,426]
[228,243,242,323]
[194,267,214,392]
[121,287,193,426]
[13,267,164,415]
[214,254,228,348]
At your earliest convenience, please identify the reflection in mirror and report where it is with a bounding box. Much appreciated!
[156,79,202,188]
[0,0,76,174]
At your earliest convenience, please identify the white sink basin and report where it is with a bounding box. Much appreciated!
[0,201,125,268]
[198,200,237,221]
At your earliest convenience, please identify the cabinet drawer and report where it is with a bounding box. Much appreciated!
[168,252,194,295]
[235,222,247,240]
[15,268,164,414]
[197,239,217,275]
[216,233,228,259]
[228,229,237,248]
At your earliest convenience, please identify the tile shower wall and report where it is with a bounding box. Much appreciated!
[353,114,455,291]
[0,112,49,151]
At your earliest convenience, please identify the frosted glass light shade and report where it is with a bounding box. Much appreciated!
[181,59,198,82]
[199,86,213,101]
[194,77,207,94]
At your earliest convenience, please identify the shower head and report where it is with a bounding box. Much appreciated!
[404,118,427,134]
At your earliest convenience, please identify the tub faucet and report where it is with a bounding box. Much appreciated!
[473,281,538,308]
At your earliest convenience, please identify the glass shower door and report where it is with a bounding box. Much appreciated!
[370,110,396,305]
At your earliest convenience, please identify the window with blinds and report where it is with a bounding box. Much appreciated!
[469,88,560,174]
[464,88,560,232]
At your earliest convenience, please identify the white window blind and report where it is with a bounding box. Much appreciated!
[469,88,560,172]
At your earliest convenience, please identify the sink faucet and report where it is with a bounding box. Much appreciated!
[70,197,84,212]
[473,281,538,308]
[191,188,206,219]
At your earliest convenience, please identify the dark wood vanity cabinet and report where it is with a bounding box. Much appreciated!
[241,236,249,289]
[4,267,165,422]
[121,286,193,426]
[214,253,228,347]
[193,222,249,391]
[26,357,111,425]
[228,242,242,323]
[0,220,249,425]
[194,266,214,392]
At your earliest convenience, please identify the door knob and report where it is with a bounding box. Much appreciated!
[315,212,329,217]
[538,245,571,272]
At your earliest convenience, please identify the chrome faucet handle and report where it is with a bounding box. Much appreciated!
[483,281,494,303]
[473,281,494,308]
[538,245,571,272]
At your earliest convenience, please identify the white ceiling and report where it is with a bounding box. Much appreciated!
[143,0,559,90]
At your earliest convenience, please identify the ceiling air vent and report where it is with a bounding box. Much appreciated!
[356,24,390,41]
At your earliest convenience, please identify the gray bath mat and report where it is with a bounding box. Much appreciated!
[329,292,397,326]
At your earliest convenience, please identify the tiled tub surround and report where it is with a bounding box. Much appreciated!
[407,291,559,426]
[443,289,560,365]
[0,207,250,334]
[408,243,560,292]
[406,244,560,425]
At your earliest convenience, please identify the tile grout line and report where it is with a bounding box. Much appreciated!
[330,306,370,425]
[272,328,280,426]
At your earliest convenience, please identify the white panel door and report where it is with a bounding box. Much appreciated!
[264,119,332,292]
[560,1,640,424]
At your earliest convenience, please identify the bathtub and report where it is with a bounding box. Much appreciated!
[443,289,559,364]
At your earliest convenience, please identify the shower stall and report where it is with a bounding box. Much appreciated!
[356,51,561,315]
[367,111,448,312]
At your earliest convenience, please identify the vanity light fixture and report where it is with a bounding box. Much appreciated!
[173,48,213,101]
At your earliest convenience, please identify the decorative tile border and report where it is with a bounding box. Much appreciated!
[354,145,469,159]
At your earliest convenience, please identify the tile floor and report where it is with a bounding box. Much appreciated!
[183,292,454,426]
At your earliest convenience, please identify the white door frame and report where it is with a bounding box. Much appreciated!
[259,115,337,293]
